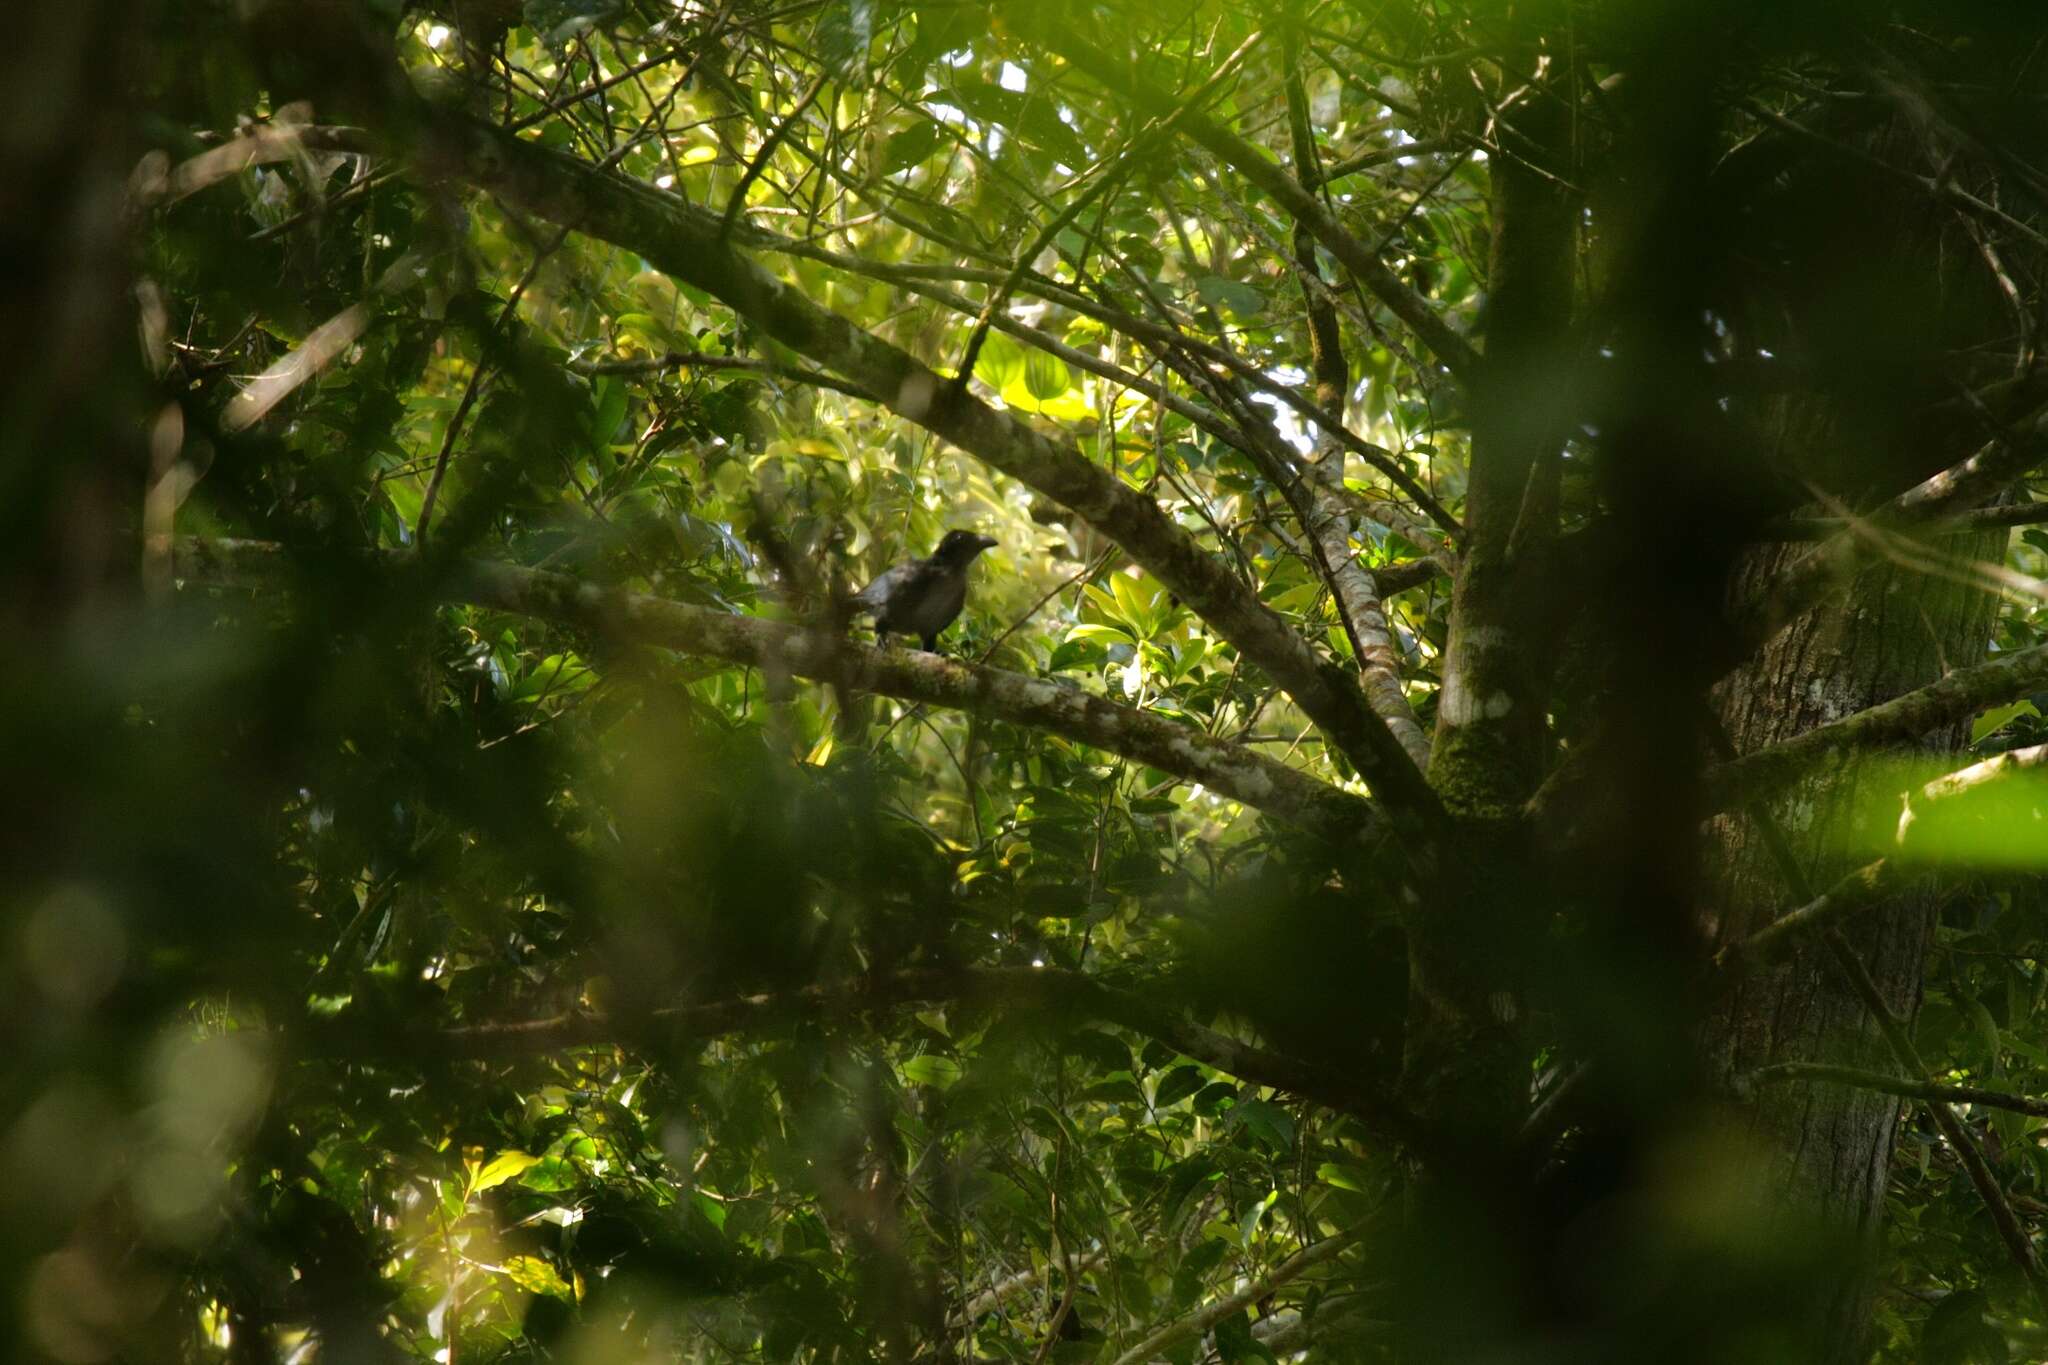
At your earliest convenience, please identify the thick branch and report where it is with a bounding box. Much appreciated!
[1312,137,1461,185]
[1253,1298,1381,1355]
[787,240,1459,545]
[1766,500,2048,539]
[1705,639,2048,812]
[570,349,877,402]
[955,1255,1104,1328]
[1300,433,1430,770]
[174,537,1381,842]
[1721,742,2048,968]
[1370,554,1451,599]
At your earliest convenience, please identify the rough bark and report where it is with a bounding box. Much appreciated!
[1705,635,2048,814]
[1403,72,1575,1138]
[1703,539,2004,1363]
[1383,65,1579,1364]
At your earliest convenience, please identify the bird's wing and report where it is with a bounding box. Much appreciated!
[850,564,911,610]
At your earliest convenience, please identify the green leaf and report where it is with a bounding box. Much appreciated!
[978,330,1028,386]
[1194,275,1265,319]
[1172,1236,1228,1307]
[1919,1286,2007,1365]
[881,122,945,172]
[1064,1028,1133,1074]
[1024,350,1071,400]
[948,80,1089,165]
[1214,1310,1275,1365]
[1972,700,2039,741]
[468,1150,542,1198]
[1237,1189,1277,1246]
[1964,995,2004,1076]
[1233,1100,1293,1153]
[588,376,629,448]
[1049,638,1105,672]
[902,1054,964,1089]
[1153,1065,1205,1108]
[1317,1162,1372,1193]
[692,1191,729,1231]
[1082,1076,1146,1105]
[503,1254,575,1299]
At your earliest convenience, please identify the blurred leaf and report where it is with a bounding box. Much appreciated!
[468,1151,543,1198]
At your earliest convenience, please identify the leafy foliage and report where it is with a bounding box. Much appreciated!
[12,2,2048,1364]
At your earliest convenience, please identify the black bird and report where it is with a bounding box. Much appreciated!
[849,530,998,652]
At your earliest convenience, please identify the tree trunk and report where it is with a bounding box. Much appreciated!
[1704,540,2004,1362]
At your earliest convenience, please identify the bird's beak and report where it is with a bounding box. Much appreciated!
[974,534,998,551]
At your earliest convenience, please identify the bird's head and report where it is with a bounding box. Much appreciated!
[933,529,998,565]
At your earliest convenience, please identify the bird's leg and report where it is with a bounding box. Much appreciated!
[921,633,938,653]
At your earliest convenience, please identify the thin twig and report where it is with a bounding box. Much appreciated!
[415,223,572,542]
[1743,1061,2048,1120]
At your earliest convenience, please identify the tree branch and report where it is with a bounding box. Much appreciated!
[1742,1061,2048,1120]
[767,233,1459,545]
[1311,137,1462,186]
[569,349,879,401]
[594,207,1456,548]
[1720,742,2048,968]
[1281,33,1431,771]
[174,537,1383,843]
[1705,638,2048,813]
[1765,500,2048,539]
[1252,1297,1382,1355]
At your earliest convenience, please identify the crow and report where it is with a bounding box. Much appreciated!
[849,530,998,652]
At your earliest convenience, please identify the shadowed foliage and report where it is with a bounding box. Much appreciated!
[13,3,2048,1364]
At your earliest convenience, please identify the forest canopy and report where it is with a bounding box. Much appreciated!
[13,2,2048,1363]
